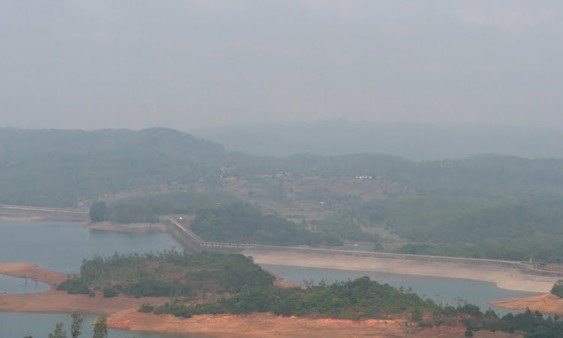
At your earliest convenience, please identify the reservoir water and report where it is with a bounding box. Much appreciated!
[0,220,536,337]
[0,275,49,294]
[264,265,535,313]
[0,221,179,273]
[0,221,191,338]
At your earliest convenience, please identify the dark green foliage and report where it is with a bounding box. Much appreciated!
[92,316,107,338]
[410,306,423,323]
[48,323,67,338]
[238,153,563,261]
[138,303,154,313]
[153,277,438,320]
[102,287,119,298]
[378,196,563,262]
[88,192,236,224]
[310,213,380,246]
[70,313,83,338]
[57,278,93,296]
[462,309,563,338]
[551,280,563,298]
[241,153,563,198]
[191,202,324,246]
[0,128,226,207]
[5,128,563,263]
[57,251,274,298]
[89,202,110,222]
[148,277,563,337]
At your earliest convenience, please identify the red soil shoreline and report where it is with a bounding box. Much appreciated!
[0,262,518,337]
[0,263,67,288]
[491,293,563,317]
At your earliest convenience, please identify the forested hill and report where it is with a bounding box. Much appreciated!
[233,153,563,197]
[193,121,563,160]
[2,128,563,208]
[0,128,228,207]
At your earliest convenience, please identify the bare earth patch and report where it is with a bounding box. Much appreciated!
[0,262,170,314]
[107,310,518,338]
[0,263,67,287]
[245,250,557,293]
[0,291,169,315]
[0,262,522,337]
[491,293,563,317]
[88,222,167,233]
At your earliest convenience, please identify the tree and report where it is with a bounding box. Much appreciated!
[92,316,107,338]
[48,322,67,338]
[89,201,110,222]
[71,313,84,338]
[410,306,423,323]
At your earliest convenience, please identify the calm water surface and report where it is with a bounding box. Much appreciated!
[0,220,536,337]
[0,221,180,273]
[0,275,49,294]
[265,265,536,313]
[0,220,190,338]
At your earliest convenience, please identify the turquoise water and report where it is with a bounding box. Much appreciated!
[0,220,537,337]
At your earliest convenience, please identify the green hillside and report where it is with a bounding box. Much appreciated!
[0,128,227,207]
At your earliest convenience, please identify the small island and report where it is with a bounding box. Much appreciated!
[57,251,273,298]
[53,251,563,337]
[2,251,562,337]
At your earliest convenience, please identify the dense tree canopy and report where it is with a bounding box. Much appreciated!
[57,251,274,298]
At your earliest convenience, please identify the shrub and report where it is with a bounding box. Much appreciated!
[102,287,119,298]
[550,280,563,298]
[139,303,154,313]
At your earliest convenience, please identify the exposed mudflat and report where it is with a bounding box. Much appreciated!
[107,310,518,338]
[491,293,563,316]
[245,250,557,293]
[0,262,520,337]
[0,262,169,314]
[0,263,67,288]
[0,290,169,315]
[88,221,167,233]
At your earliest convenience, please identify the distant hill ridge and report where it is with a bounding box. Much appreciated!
[2,127,563,207]
[0,128,226,207]
[192,121,563,160]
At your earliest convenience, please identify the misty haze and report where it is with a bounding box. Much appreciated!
[1,1,562,338]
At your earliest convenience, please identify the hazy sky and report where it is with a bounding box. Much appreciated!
[1,0,562,130]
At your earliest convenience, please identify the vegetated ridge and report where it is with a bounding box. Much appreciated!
[4,128,563,263]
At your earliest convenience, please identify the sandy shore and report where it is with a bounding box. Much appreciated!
[245,250,557,293]
[491,293,563,316]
